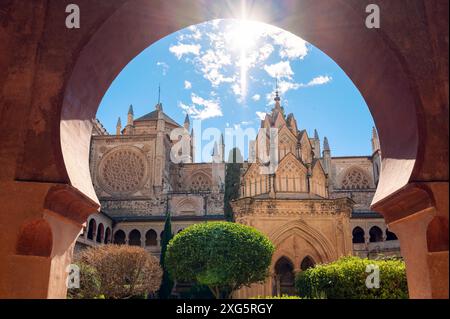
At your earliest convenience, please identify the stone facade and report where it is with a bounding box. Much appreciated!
[231,93,400,298]
[76,103,225,257]
[77,95,400,297]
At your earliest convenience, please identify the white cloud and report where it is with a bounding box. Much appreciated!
[169,43,201,59]
[252,94,261,101]
[231,83,242,96]
[306,75,332,86]
[268,30,309,60]
[156,62,169,75]
[264,75,333,104]
[184,80,192,89]
[187,25,202,40]
[278,80,301,94]
[256,111,267,120]
[169,20,314,104]
[178,26,202,41]
[263,61,294,79]
[244,43,275,69]
[198,49,234,87]
[179,93,223,120]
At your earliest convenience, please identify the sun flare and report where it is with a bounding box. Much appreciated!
[226,20,266,100]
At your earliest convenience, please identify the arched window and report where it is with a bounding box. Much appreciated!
[104,227,111,244]
[87,219,96,240]
[113,230,126,245]
[145,229,157,246]
[96,223,104,243]
[386,229,398,241]
[177,228,184,234]
[300,256,315,271]
[274,257,295,296]
[352,226,365,243]
[369,226,383,242]
[129,229,141,246]
[341,168,370,190]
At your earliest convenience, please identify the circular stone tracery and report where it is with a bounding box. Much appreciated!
[98,146,148,195]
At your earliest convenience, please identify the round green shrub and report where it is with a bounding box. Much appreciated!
[165,221,274,299]
[295,256,408,299]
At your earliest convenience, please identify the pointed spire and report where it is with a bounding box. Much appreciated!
[323,137,330,152]
[314,129,319,140]
[372,126,380,153]
[274,90,281,106]
[127,104,134,127]
[372,126,379,139]
[155,84,163,111]
[274,90,281,103]
[273,78,281,110]
[212,141,219,157]
[158,83,161,104]
[220,133,224,145]
[184,113,190,130]
[116,117,122,135]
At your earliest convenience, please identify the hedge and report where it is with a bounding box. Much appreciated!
[295,256,408,299]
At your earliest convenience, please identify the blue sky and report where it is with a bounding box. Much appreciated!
[97,19,375,160]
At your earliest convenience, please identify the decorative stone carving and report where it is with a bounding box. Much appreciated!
[189,173,211,191]
[341,168,370,190]
[98,146,149,196]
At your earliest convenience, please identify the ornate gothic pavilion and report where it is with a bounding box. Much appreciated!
[76,94,400,298]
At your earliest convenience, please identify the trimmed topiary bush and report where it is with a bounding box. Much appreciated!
[295,256,408,299]
[165,221,274,299]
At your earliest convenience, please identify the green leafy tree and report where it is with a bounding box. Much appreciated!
[158,212,174,298]
[224,148,243,221]
[295,256,408,299]
[165,221,274,299]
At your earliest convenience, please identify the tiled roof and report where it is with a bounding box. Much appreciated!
[135,110,180,127]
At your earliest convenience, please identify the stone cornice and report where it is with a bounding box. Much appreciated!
[92,135,157,142]
[44,184,100,224]
[232,197,353,218]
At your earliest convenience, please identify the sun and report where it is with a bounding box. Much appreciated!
[225,19,266,100]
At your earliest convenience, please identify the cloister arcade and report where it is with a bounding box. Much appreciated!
[78,215,186,250]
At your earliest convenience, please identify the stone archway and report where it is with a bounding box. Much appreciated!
[0,0,447,298]
[268,220,338,264]
[273,257,295,296]
[300,256,315,271]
